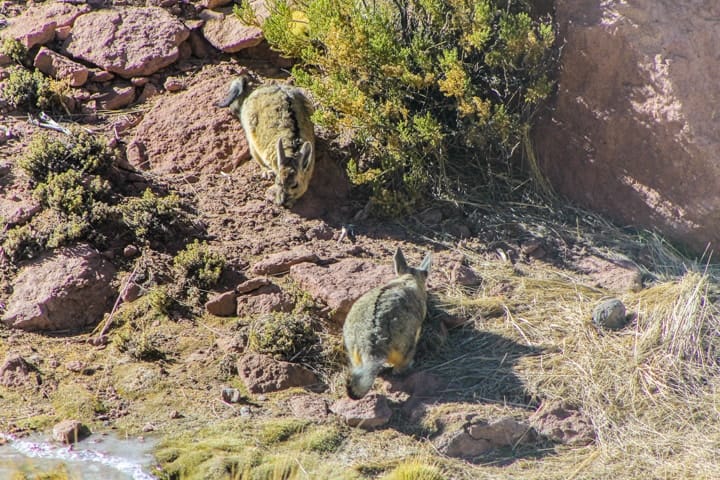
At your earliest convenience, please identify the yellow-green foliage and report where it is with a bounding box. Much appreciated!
[1,37,27,64]
[246,313,318,361]
[0,67,64,111]
[117,189,186,243]
[173,240,225,290]
[9,464,73,480]
[19,130,113,184]
[241,0,556,212]
[380,459,444,480]
[51,384,106,421]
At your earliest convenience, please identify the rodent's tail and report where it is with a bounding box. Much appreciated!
[346,361,383,400]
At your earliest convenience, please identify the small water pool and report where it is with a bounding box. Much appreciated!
[0,432,158,480]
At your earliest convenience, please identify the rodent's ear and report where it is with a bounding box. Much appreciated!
[299,142,314,171]
[217,77,246,108]
[419,253,432,274]
[277,138,290,166]
[394,248,409,275]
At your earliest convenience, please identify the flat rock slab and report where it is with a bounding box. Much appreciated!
[237,353,319,394]
[330,393,392,430]
[199,2,267,53]
[128,66,249,173]
[1,3,89,49]
[435,416,536,458]
[290,259,393,322]
[289,394,329,421]
[2,244,116,331]
[236,284,294,316]
[251,248,320,275]
[530,401,596,446]
[34,47,89,87]
[64,7,189,78]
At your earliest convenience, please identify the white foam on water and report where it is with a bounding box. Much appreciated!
[0,432,158,480]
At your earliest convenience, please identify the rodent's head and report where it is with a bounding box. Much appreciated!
[274,138,315,207]
[393,247,432,290]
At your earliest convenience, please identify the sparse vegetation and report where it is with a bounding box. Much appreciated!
[245,313,319,362]
[173,240,225,291]
[239,0,556,213]
[1,37,27,64]
[0,67,66,112]
[118,189,187,243]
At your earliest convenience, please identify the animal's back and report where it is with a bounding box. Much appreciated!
[240,84,314,171]
[344,275,427,366]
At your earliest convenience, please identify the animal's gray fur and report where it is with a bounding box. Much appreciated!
[343,248,432,399]
[219,76,315,207]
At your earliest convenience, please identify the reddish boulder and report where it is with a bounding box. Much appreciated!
[2,244,116,331]
[330,393,392,430]
[289,259,393,322]
[199,3,268,53]
[0,353,32,387]
[64,7,189,78]
[435,416,536,457]
[250,248,320,275]
[34,47,89,87]
[0,3,89,49]
[237,353,319,393]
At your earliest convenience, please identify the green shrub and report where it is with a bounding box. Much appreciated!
[34,170,111,216]
[246,313,319,361]
[0,67,64,111]
[239,0,556,212]
[118,189,186,243]
[1,38,27,64]
[173,240,225,290]
[19,130,113,184]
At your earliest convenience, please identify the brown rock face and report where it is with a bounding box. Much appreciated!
[435,417,536,457]
[2,244,117,331]
[129,66,249,173]
[330,393,392,429]
[0,353,32,387]
[530,401,596,446]
[64,7,189,78]
[535,1,720,253]
[289,259,393,322]
[34,47,89,87]
[0,3,89,49]
[237,353,319,393]
[250,248,320,275]
[236,284,294,316]
[199,3,267,53]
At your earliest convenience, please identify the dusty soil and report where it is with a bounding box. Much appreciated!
[2,2,711,480]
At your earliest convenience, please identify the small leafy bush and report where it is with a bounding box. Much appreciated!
[173,240,225,290]
[19,130,113,184]
[0,66,64,111]
[239,0,556,212]
[1,38,27,64]
[246,312,318,361]
[118,189,186,243]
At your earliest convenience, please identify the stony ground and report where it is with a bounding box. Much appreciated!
[2,2,717,480]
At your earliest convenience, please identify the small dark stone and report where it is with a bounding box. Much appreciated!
[592,298,628,330]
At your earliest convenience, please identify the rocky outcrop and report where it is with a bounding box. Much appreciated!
[236,283,294,316]
[2,244,116,331]
[530,401,596,446]
[237,353,319,393]
[53,419,90,444]
[128,68,249,173]
[289,259,394,322]
[535,1,720,253]
[199,1,268,53]
[330,393,392,430]
[33,47,89,87]
[0,3,89,49]
[250,248,320,275]
[0,353,33,387]
[64,7,189,78]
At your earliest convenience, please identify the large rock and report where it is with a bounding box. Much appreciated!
[289,258,393,322]
[0,353,33,387]
[34,47,89,87]
[64,7,189,78]
[0,3,89,49]
[250,248,320,275]
[52,419,90,444]
[535,1,720,253]
[2,244,117,331]
[237,353,319,394]
[128,66,249,173]
[199,2,268,53]
[435,416,537,458]
[330,393,392,430]
[529,401,596,446]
